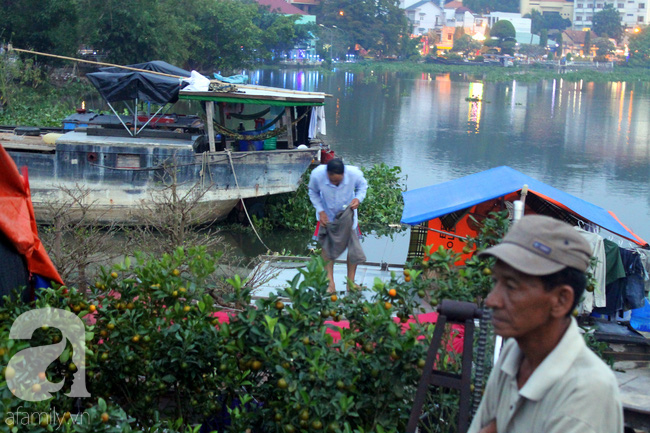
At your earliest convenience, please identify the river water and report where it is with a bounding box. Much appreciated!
[228,68,650,263]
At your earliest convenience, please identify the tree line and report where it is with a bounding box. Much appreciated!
[0,0,315,72]
[0,0,418,71]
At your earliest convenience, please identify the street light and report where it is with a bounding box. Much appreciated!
[318,24,339,60]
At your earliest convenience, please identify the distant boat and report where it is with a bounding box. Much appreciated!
[1,61,326,224]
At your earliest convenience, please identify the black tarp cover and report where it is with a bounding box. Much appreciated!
[87,61,191,105]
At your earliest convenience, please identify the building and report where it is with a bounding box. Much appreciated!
[486,12,532,33]
[404,0,447,35]
[254,0,318,60]
[562,29,597,55]
[520,0,574,21]
[287,0,320,15]
[485,12,539,44]
[573,0,649,29]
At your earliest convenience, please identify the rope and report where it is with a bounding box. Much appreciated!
[225,149,272,252]
[211,108,310,141]
[229,107,271,120]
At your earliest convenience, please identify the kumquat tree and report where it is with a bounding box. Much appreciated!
[1,212,578,433]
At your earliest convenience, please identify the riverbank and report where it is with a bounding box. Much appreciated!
[327,60,650,83]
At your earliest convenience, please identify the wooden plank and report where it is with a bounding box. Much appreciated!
[615,370,650,422]
[284,107,294,149]
[0,142,55,152]
[206,101,216,153]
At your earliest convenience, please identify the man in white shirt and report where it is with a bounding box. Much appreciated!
[470,215,623,433]
[308,159,367,293]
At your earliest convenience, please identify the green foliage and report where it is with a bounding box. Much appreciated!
[265,163,406,232]
[0,286,139,432]
[1,0,311,72]
[463,0,519,14]
[318,0,411,57]
[337,60,650,82]
[526,9,545,34]
[358,163,406,229]
[0,60,92,126]
[582,327,614,367]
[593,3,623,42]
[593,37,616,57]
[584,31,593,56]
[87,247,225,428]
[518,43,546,58]
[0,0,80,59]
[627,27,650,67]
[415,212,510,306]
[490,20,516,41]
[542,13,572,32]
[0,248,436,432]
[539,29,548,47]
[221,257,431,433]
[185,0,264,71]
[453,35,482,56]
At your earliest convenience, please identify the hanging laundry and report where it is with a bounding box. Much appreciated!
[620,248,646,310]
[635,249,650,294]
[593,239,626,316]
[308,106,326,138]
[575,228,607,313]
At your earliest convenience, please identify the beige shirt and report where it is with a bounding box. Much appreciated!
[469,318,623,433]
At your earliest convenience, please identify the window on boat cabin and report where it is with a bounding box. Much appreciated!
[116,154,141,169]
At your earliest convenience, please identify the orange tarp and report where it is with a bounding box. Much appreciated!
[0,144,63,284]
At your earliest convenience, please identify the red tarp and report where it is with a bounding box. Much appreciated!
[0,145,63,284]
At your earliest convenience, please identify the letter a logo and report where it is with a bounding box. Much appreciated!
[6,308,90,401]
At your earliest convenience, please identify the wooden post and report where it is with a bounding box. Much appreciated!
[218,102,227,149]
[284,106,294,149]
[206,101,216,153]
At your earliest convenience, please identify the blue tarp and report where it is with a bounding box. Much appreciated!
[401,166,647,246]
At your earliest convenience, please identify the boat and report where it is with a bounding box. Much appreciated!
[400,165,648,261]
[0,61,326,224]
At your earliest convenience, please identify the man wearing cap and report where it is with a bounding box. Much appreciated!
[469,215,623,433]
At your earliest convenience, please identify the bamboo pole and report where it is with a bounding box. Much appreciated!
[10,47,333,97]
[10,47,185,79]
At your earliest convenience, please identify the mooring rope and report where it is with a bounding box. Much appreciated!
[225,149,272,252]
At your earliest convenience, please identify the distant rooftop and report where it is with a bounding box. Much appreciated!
[405,0,433,9]
[255,0,306,15]
[444,0,464,8]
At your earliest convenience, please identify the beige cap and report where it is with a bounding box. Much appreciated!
[478,215,591,276]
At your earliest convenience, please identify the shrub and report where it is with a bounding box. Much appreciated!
[219,258,432,432]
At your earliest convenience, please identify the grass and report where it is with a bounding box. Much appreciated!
[331,60,650,83]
